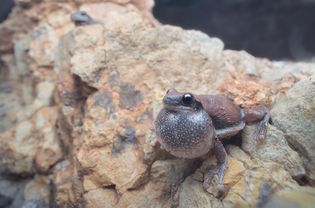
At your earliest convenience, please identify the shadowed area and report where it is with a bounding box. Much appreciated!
[154,0,315,61]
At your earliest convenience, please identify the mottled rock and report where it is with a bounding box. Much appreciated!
[52,160,80,208]
[264,186,315,208]
[2,0,315,207]
[21,200,48,208]
[84,188,118,208]
[222,146,297,207]
[78,144,148,193]
[0,177,27,208]
[271,77,315,181]
[0,194,12,208]
[217,75,273,107]
[177,176,223,208]
[0,107,62,174]
[60,11,228,197]
[24,176,50,205]
[242,125,306,178]
[116,159,199,207]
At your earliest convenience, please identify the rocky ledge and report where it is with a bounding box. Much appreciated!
[0,1,314,208]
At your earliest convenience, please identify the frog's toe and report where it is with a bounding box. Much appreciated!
[203,164,227,198]
[203,165,216,191]
[253,123,267,142]
[253,112,271,143]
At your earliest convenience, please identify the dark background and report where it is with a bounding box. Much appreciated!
[153,0,315,61]
[1,0,315,61]
[0,0,14,23]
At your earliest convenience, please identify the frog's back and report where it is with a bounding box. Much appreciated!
[197,94,243,129]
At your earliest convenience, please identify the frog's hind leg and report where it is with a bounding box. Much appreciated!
[203,138,228,198]
[215,121,245,139]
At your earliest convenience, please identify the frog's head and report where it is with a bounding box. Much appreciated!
[162,88,203,111]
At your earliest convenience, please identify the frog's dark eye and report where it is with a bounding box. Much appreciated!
[182,93,194,105]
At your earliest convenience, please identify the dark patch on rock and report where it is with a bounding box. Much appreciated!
[109,72,118,84]
[0,104,9,118]
[92,68,103,81]
[111,126,136,154]
[62,91,84,106]
[256,181,273,208]
[119,83,143,109]
[137,110,153,122]
[94,90,116,114]
[0,177,29,208]
[0,194,12,207]
[123,126,137,144]
[0,82,13,93]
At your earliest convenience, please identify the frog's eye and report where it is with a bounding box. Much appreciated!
[182,93,194,105]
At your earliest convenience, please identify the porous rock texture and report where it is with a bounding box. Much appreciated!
[0,0,315,207]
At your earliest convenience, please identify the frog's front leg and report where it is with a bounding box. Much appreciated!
[203,138,228,197]
[244,106,271,142]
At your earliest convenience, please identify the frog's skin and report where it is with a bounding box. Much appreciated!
[155,88,270,195]
[70,11,103,26]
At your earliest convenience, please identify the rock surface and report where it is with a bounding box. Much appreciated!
[271,76,315,183]
[0,0,315,207]
[242,125,305,178]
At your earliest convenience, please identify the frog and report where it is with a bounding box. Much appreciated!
[70,11,104,26]
[155,88,270,196]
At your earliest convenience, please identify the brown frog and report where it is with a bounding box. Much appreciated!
[155,88,270,196]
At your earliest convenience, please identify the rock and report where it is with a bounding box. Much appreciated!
[0,107,62,175]
[264,186,315,208]
[271,77,315,181]
[217,75,274,107]
[84,188,118,208]
[177,176,223,208]
[53,8,315,207]
[116,159,199,207]
[52,160,80,208]
[242,125,306,178]
[2,0,315,207]
[222,146,297,207]
[0,82,20,133]
[78,144,149,193]
[58,10,228,198]
[0,177,25,208]
[0,194,12,208]
[21,200,48,208]
[24,176,50,205]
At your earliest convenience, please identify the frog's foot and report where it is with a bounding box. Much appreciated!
[203,138,228,198]
[244,105,271,143]
[203,163,227,198]
[253,110,271,143]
